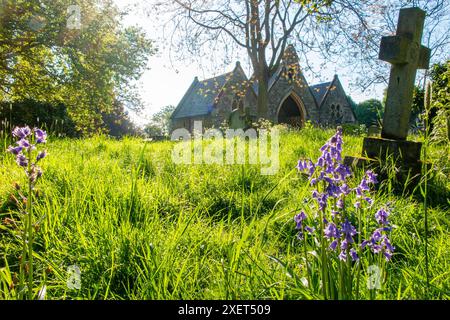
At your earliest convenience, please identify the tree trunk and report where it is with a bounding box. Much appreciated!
[256,68,269,119]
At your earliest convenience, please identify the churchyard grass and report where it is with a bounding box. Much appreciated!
[0,127,448,299]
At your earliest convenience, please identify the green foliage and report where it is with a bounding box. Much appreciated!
[352,99,384,127]
[0,100,77,137]
[102,100,142,138]
[0,0,155,134]
[0,129,448,299]
[144,105,175,137]
[341,123,367,136]
[429,61,450,143]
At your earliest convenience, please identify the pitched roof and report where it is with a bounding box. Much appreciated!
[171,72,232,119]
[310,81,333,107]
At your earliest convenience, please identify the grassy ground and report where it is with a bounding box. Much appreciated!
[0,128,449,299]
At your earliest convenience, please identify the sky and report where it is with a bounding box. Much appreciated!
[113,0,386,126]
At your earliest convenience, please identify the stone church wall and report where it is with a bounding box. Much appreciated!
[319,81,356,125]
[266,72,319,124]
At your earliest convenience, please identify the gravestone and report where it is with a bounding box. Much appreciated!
[368,125,381,137]
[229,108,247,129]
[344,7,430,180]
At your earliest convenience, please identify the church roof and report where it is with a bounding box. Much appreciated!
[171,72,232,119]
[310,81,333,107]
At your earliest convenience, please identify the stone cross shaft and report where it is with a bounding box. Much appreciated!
[379,7,430,140]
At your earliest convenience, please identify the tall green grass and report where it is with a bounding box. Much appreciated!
[0,128,448,299]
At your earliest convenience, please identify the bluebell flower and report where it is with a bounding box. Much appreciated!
[12,126,31,139]
[16,154,28,167]
[36,150,47,161]
[350,248,359,261]
[375,208,389,225]
[17,139,35,151]
[294,211,307,230]
[359,178,370,191]
[340,239,349,250]
[7,145,23,155]
[305,226,315,234]
[341,219,357,243]
[329,240,338,251]
[340,184,351,195]
[324,222,340,239]
[366,170,378,184]
[34,128,47,144]
[6,126,48,185]
[382,235,395,252]
[297,160,306,171]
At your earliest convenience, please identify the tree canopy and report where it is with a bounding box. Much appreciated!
[0,0,155,134]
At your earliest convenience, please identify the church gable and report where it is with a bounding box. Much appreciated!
[266,45,319,123]
[211,62,256,127]
[316,75,356,125]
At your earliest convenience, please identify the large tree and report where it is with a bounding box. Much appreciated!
[0,0,155,134]
[148,0,449,118]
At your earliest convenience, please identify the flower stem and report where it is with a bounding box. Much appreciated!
[19,207,27,299]
[27,149,34,300]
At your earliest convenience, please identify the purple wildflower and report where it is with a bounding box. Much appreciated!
[6,126,48,185]
[355,187,363,197]
[341,219,357,243]
[7,145,23,155]
[362,228,395,260]
[366,170,378,184]
[17,139,34,151]
[294,211,307,230]
[383,251,393,261]
[329,240,338,251]
[340,184,351,195]
[324,222,340,239]
[382,235,395,252]
[317,193,328,211]
[34,128,47,144]
[371,229,382,242]
[376,209,389,224]
[296,160,306,171]
[375,208,389,225]
[359,178,370,191]
[339,250,347,261]
[16,154,28,167]
[305,226,315,234]
[335,164,351,181]
[360,240,369,249]
[36,150,47,161]
[12,126,31,139]
[340,239,349,250]
[350,249,359,261]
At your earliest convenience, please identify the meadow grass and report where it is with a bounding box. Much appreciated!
[0,127,448,299]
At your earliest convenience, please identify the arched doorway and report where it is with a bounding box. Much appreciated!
[277,94,305,127]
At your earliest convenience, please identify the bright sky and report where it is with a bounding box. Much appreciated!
[114,0,386,126]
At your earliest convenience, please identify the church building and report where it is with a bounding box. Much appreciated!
[170,45,356,131]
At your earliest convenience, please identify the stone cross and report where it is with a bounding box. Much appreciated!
[379,7,430,140]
